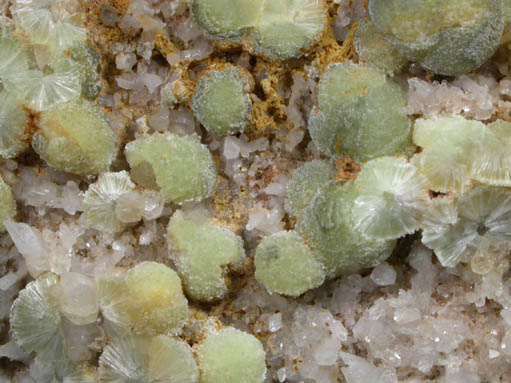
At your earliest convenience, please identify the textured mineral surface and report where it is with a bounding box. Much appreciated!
[2,0,511,382]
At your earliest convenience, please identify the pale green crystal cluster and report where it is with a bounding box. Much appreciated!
[4,0,511,382]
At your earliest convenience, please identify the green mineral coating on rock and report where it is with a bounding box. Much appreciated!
[0,91,29,159]
[355,20,407,75]
[369,0,505,76]
[254,230,325,297]
[167,210,245,302]
[191,0,262,40]
[10,274,66,364]
[284,160,336,219]
[32,100,117,176]
[125,133,217,204]
[197,328,266,383]
[0,176,16,232]
[252,0,326,60]
[297,182,396,278]
[308,62,411,162]
[191,65,252,137]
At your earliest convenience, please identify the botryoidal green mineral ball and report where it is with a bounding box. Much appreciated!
[125,133,217,204]
[252,0,327,60]
[99,334,198,383]
[308,62,411,162]
[421,186,511,268]
[0,176,17,232]
[354,20,407,75]
[10,273,66,365]
[284,160,336,219]
[32,99,117,176]
[191,65,253,137]
[197,328,266,383]
[98,262,190,336]
[297,182,396,278]
[368,0,504,76]
[191,0,262,41]
[167,209,246,302]
[254,230,325,297]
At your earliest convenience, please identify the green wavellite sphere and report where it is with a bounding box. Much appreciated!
[167,209,246,302]
[368,0,504,76]
[191,0,262,41]
[297,182,396,278]
[308,62,411,162]
[191,65,253,137]
[254,230,325,297]
[125,133,217,204]
[197,328,266,383]
[32,99,117,176]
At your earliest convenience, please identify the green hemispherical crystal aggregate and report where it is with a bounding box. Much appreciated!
[167,209,246,302]
[254,230,325,297]
[197,328,266,383]
[368,0,504,76]
[125,133,217,204]
[308,63,411,162]
[191,65,253,137]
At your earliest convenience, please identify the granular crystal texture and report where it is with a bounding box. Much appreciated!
[254,230,325,297]
[167,209,245,302]
[368,0,505,76]
[197,328,266,383]
[125,133,217,204]
[191,65,253,137]
[308,63,411,162]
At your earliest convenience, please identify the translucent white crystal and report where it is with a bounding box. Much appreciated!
[56,272,98,325]
[370,263,397,286]
[4,222,49,278]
